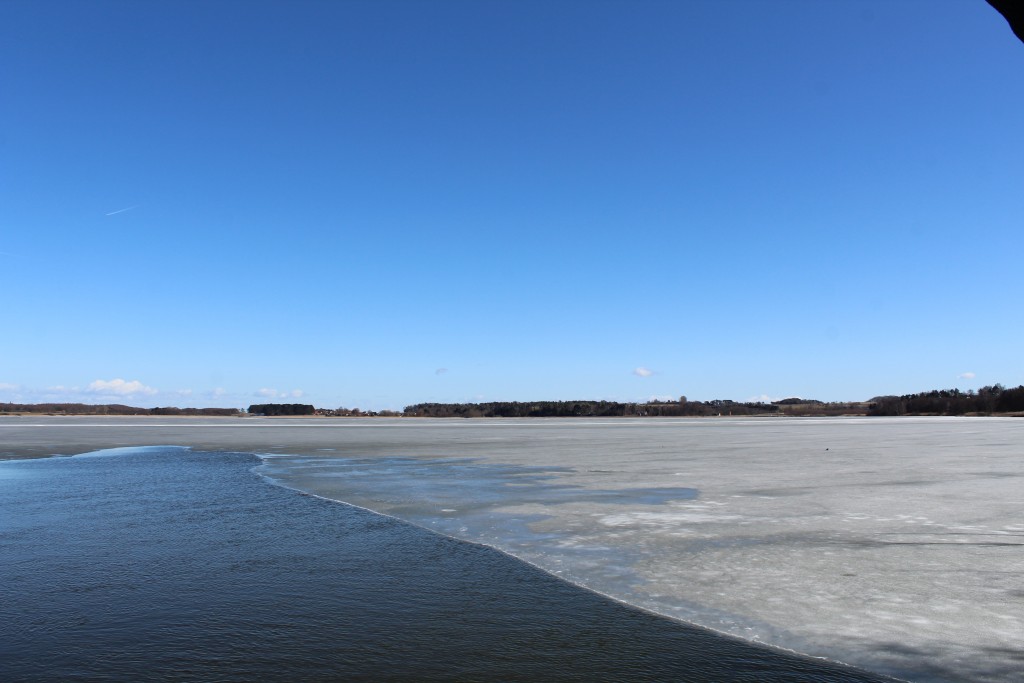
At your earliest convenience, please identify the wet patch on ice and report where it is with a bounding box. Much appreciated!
[259,455,696,513]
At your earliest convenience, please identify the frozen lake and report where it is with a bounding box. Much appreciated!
[2,415,1021,681]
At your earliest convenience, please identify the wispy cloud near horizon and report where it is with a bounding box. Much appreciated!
[87,378,158,396]
[254,388,304,399]
[633,367,653,377]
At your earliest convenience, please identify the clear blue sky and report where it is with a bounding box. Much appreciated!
[1,0,1021,410]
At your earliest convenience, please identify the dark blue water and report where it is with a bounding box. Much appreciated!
[0,447,891,681]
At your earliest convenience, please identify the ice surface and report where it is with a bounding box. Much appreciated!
[255,417,1024,683]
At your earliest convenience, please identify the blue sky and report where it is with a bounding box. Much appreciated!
[1,0,1021,410]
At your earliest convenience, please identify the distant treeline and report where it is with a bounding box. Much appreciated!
[0,403,240,416]
[316,407,402,417]
[5,386,1023,420]
[868,385,1024,416]
[247,403,315,416]
[148,406,242,416]
[403,399,788,418]
[403,389,1024,418]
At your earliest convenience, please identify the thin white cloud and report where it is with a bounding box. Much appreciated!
[435,368,449,375]
[0,382,20,391]
[176,389,193,397]
[254,388,304,399]
[633,367,653,377]
[957,372,976,380]
[747,394,782,403]
[207,387,227,398]
[87,378,158,396]
[105,205,138,216]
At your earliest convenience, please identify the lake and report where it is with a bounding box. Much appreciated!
[1,416,1021,681]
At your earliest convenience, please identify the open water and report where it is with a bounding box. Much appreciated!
[0,446,888,682]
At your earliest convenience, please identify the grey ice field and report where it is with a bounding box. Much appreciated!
[2,415,1021,682]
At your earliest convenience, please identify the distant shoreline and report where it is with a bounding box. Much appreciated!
[1,410,1022,420]
[3,383,1023,419]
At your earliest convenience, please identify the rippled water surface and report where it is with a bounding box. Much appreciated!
[0,446,887,682]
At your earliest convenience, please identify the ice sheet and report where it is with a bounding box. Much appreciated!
[257,417,1024,683]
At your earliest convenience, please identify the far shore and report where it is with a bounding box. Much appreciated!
[2,411,1022,420]
[5,384,1023,419]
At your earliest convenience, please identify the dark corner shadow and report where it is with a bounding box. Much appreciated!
[986,0,1024,44]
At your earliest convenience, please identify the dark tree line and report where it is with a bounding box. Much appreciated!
[6,385,1023,420]
[405,387,1024,419]
[868,385,1024,416]
[247,403,315,416]
[149,407,240,416]
[315,407,402,417]
[403,399,783,418]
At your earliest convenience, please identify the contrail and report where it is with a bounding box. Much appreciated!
[105,205,138,216]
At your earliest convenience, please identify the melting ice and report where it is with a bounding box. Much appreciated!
[257,417,1024,683]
